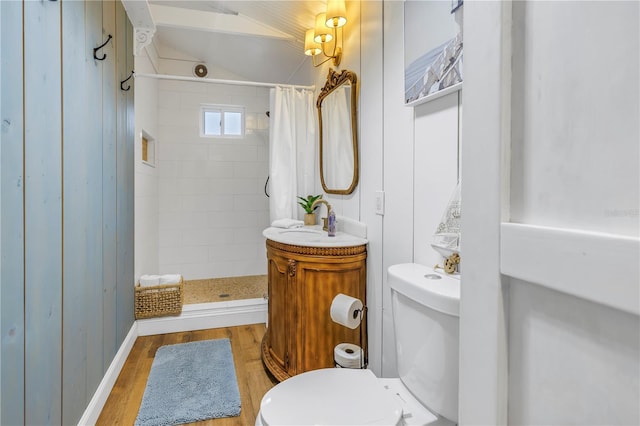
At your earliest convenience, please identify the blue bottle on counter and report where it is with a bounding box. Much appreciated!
[327,209,336,237]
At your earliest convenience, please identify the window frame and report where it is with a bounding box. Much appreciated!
[200,104,245,138]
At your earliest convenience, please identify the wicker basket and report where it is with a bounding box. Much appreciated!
[135,277,184,319]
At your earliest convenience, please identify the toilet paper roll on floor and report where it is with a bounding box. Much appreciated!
[330,293,363,329]
[334,343,364,369]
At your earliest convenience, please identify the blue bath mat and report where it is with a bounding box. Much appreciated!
[135,338,241,426]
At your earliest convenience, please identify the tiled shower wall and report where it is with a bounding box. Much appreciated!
[157,80,270,279]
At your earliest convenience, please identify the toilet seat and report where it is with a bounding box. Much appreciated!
[258,368,403,426]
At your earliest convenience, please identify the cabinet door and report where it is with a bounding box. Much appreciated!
[296,259,366,372]
[266,250,293,373]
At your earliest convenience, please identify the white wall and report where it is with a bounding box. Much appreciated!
[379,1,463,378]
[506,2,639,424]
[413,93,460,268]
[0,4,3,420]
[134,52,159,281]
[461,1,639,424]
[156,79,270,280]
[380,0,416,377]
[459,2,510,422]
[358,0,384,376]
[508,279,639,425]
[510,1,639,236]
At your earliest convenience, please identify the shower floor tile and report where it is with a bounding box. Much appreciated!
[183,274,268,304]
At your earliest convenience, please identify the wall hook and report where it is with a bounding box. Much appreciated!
[120,71,134,91]
[93,34,112,61]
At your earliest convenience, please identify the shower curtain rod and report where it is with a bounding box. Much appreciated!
[134,72,315,90]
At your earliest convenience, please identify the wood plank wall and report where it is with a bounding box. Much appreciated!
[0,1,135,424]
[1,2,26,426]
[117,3,135,346]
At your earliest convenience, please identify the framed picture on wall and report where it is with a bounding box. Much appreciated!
[404,0,463,106]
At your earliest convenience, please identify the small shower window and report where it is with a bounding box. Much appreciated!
[201,104,245,138]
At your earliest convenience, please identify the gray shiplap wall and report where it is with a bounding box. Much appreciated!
[1,1,134,424]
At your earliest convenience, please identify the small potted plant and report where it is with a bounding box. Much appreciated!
[297,194,323,225]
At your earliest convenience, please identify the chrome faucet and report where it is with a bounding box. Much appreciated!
[311,198,332,232]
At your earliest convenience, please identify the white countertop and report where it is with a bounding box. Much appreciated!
[263,224,368,247]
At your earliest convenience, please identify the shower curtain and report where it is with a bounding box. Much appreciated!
[269,87,316,222]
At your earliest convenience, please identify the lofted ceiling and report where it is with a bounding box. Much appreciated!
[145,1,328,85]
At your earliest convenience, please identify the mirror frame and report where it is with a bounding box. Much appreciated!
[317,68,359,195]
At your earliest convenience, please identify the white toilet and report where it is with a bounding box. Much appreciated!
[256,263,460,426]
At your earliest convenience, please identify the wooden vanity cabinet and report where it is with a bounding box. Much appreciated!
[262,239,367,382]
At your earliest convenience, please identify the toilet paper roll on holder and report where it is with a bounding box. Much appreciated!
[330,293,368,368]
[330,293,364,329]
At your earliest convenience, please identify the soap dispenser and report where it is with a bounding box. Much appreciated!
[327,209,336,237]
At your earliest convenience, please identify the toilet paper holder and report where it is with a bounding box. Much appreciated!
[330,293,368,369]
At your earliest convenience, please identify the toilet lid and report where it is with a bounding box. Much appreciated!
[259,368,403,426]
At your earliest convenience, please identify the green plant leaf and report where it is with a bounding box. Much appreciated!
[296,194,323,213]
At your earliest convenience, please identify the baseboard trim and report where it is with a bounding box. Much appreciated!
[136,298,268,336]
[78,321,139,425]
[78,298,267,425]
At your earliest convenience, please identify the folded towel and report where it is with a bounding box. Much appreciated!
[139,274,161,287]
[271,218,304,229]
[138,274,182,287]
[159,274,182,285]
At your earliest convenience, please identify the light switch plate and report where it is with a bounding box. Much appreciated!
[375,191,385,215]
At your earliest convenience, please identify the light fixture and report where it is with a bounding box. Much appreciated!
[304,0,347,67]
[326,0,347,28]
[304,29,322,56]
[314,13,333,43]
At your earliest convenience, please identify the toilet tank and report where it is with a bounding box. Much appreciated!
[388,263,460,423]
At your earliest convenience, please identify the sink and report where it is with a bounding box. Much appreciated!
[263,225,367,247]
[279,228,324,235]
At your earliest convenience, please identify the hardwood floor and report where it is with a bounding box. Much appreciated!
[97,324,277,425]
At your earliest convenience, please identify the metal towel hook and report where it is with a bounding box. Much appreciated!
[93,34,112,61]
[120,71,134,91]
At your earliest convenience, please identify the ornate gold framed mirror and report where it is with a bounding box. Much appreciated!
[317,68,358,195]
